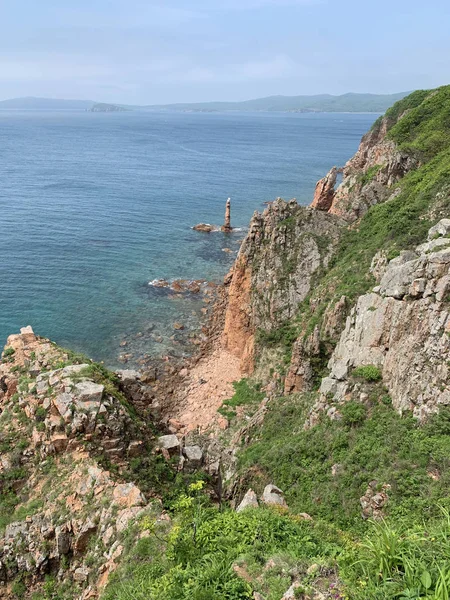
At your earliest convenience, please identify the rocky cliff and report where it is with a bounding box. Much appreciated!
[309,219,450,425]
[222,199,344,374]
[2,86,450,600]
[0,328,174,599]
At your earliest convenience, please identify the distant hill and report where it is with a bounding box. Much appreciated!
[0,92,410,113]
[90,103,128,113]
[143,92,410,113]
[0,97,95,110]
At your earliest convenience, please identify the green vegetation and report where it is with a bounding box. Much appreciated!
[218,379,265,420]
[104,481,344,600]
[257,86,450,380]
[105,397,450,600]
[239,394,450,529]
[359,164,382,186]
[351,365,383,382]
[388,86,450,160]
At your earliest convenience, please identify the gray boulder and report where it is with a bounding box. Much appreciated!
[428,218,450,240]
[183,445,203,466]
[236,489,259,512]
[158,434,180,455]
[261,484,287,507]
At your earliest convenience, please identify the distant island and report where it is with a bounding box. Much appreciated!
[89,103,128,113]
[0,91,410,113]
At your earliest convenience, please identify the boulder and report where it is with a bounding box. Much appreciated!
[73,566,90,582]
[5,522,29,541]
[236,489,259,512]
[193,223,215,233]
[74,381,104,403]
[50,433,69,453]
[74,520,97,554]
[53,393,74,422]
[428,218,450,240]
[158,434,180,455]
[112,483,146,508]
[261,484,287,507]
[127,440,144,458]
[183,445,203,466]
[55,525,71,556]
[116,370,141,385]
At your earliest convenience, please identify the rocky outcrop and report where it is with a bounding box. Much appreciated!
[222,199,344,373]
[0,328,161,598]
[310,113,420,222]
[221,197,232,232]
[284,296,350,394]
[307,220,450,424]
[360,481,390,520]
[311,166,338,211]
[193,223,216,232]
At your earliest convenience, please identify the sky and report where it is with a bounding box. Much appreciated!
[0,0,449,104]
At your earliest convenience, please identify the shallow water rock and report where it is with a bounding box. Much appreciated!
[193,223,215,232]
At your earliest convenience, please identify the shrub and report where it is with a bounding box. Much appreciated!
[341,401,367,426]
[35,406,47,422]
[352,365,383,382]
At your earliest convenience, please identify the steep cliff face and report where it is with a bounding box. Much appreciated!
[307,219,450,425]
[221,199,344,373]
[220,87,450,415]
[328,115,419,221]
[312,101,428,222]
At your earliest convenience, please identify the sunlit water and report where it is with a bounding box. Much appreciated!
[0,110,377,367]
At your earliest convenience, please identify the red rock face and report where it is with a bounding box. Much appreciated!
[311,166,338,211]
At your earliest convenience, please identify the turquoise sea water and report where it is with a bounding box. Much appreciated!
[0,110,377,367]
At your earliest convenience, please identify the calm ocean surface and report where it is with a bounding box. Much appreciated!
[0,110,377,367]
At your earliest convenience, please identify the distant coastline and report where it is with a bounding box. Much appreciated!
[0,91,410,114]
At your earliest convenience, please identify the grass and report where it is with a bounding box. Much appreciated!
[103,486,344,600]
[217,379,265,420]
[238,394,450,530]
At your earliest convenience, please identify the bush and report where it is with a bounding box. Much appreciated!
[341,401,367,426]
[352,365,383,382]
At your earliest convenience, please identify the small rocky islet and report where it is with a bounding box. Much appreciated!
[1,87,450,599]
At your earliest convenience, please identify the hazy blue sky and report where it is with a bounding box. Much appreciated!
[0,0,449,104]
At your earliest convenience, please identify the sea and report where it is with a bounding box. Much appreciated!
[0,110,377,368]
